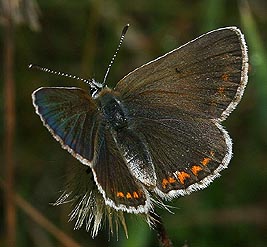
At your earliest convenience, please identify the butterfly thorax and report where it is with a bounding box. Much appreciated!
[97,89,128,131]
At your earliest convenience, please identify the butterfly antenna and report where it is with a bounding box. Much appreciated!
[102,24,129,86]
[28,64,102,90]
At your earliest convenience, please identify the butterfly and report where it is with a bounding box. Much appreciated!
[32,26,248,224]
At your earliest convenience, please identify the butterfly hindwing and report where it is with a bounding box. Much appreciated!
[131,114,230,198]
[92,123,150,213]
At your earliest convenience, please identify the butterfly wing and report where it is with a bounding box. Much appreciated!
[92,123,150,213]
[115,27,248,121]
[33,87,150,212]
[132,115,231,198]
[32,87,99,166]
[115,27,248,198]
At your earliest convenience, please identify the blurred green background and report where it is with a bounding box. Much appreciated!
[1,0,267,246]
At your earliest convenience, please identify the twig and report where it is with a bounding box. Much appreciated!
[3,2,16,246]
[150,212,173,247]
[15,194,82,247]
[0,179,82,247]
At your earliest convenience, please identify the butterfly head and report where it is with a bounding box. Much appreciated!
[90,78,104,98]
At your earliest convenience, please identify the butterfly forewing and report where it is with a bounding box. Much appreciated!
[115,27,248,120]
[32,87,99,165]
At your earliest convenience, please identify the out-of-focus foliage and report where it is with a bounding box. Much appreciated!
[1,0,267,246]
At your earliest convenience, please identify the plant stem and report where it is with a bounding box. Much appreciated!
[150,212,173,247]
[3,5,16,247]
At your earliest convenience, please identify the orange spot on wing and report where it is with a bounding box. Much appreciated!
[133,191,139,198]
[162,178,169,189]
[162,177,177,189]
[177,171,190,184]
[222,73,229,81]
[126,192,132,199]
[191,165,202,176]
[201,157,211,166]
[168,177,176,184]
[116,192,124,198]
[218,86,225,95]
